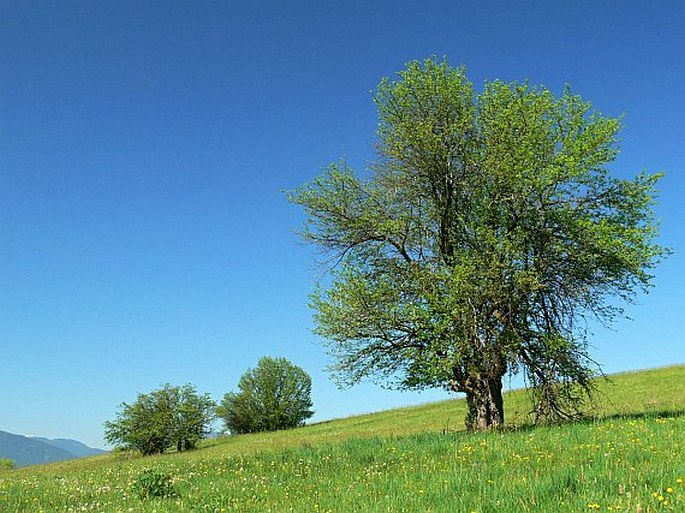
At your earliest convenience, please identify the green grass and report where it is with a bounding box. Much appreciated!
[1,365,684,512]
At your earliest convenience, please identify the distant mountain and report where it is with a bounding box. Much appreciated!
[0,430,105,467]
[30,437,106,458]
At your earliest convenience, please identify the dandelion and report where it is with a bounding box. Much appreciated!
[666,487,673,493]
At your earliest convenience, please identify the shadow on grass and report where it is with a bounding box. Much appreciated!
[492,408,685,436]
[587,408,685,423]
[439,408,685,440]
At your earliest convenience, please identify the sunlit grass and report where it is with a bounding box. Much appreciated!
[1,365,683,512]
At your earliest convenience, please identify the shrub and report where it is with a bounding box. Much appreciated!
[132,468,176,500]
[0,458,15,471]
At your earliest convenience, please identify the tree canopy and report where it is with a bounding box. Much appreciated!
[290,58,666,430]
[218,357,314,434]
[104,384,216,455]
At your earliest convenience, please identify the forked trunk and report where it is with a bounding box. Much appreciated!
[464,374,504,431]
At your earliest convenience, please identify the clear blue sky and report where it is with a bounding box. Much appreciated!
[1,1,683,448]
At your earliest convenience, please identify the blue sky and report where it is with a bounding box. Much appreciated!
[1,1,683,448]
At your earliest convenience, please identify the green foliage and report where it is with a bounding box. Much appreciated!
[131,468,176,500]
[290,57,667,430]
[218,356,314,434]
[0,458,15,471]
[104,384,216,455]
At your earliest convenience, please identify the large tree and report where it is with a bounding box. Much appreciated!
[289,58,666,430]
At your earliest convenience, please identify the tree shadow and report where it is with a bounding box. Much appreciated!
[440,408,685,438]
[499,408,685,435]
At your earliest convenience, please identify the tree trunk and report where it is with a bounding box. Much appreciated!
[464,374,504,431]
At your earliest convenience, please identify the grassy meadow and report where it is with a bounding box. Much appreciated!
[1,365,683,512]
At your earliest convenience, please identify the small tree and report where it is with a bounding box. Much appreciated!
[104,384,215,455]
[218,357,314,434]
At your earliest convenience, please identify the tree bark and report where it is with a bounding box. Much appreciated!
[464,373,504,431]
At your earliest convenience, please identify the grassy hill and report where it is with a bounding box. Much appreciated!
[1,365,683,512]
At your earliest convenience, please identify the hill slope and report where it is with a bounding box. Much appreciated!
[0,365,683,512]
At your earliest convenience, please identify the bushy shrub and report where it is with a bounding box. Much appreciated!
[132,468,176,500]
[0,458,15,471]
